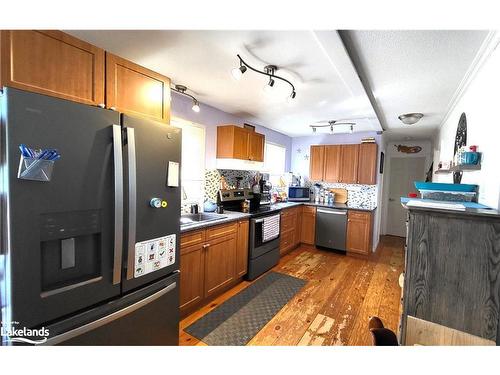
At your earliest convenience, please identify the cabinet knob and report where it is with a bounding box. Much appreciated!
[110,106,117,111]
[202,244,210,249]
[97,103,105,108]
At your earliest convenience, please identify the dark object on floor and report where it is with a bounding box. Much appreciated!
[185,272,306,346]
[368,316,399,346]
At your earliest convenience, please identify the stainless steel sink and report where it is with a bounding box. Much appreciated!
[180,213,227,226]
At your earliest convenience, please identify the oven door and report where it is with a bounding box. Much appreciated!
[250,214,281,250]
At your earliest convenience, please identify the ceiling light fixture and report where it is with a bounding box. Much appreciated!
[398,113,424,125]
[232,54,296,101]
[172,84,201,113]
[309,120,356,134]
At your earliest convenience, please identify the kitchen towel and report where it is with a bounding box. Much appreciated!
[262,214,280,242]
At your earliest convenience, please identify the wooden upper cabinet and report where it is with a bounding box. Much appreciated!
[248,132,265,162]
[346,210,373,255]
[323,145,342,183]
[340,144,359,184]
[309,145,325,181]
[0,30,104,105]
[357,143,378,185]
[216,125,265,161]
[106,52,171,123]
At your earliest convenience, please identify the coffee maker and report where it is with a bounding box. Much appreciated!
[259,173,272,205]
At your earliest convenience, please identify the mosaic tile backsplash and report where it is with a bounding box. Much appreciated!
[305,180,378,209]
[203,169,377,209]
[204,169,258,201]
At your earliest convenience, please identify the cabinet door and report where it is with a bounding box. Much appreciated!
[323,145,342,183]
[232,127,250,160]
[346,211,373,255]
[236,220,249,277]
[106,52,171,123]
[340,144,359,183]
[309,146,325,181]
[180,242,205,312]
[249,132,265,162]
[301,206,316,245]
[357,143,378,185]
[295,207,303,246]
[204,235,237,297]
[1,30,104,105]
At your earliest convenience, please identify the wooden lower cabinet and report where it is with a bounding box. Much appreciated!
[204,234,237,298]
[179,242,205,312]
[280,206,302,255]
[180,220,248,316]
[236,220,249,277]
[301,206,316,245]
[346,210,373,255]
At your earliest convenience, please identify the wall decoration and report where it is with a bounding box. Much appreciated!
[394,144,422,154]
[379,152,384,174]
[453,112,467,184]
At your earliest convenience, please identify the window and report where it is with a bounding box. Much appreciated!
[171,117,205,207]
[264,142,286,186]
[264,142,286,175]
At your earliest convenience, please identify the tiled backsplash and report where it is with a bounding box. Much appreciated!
[205,169,258,201]
[203,169,377,208]
[305,180,378,208]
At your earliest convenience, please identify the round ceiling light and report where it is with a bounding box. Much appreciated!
[398,113,424,125]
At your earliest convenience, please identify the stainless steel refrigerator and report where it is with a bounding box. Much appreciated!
[0,88,181,345]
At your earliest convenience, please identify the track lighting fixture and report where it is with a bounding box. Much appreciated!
[309,120,356,134]
[172,84,201,113]
[232,55,296,101]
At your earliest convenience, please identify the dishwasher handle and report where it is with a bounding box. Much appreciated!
[316,209,347,215]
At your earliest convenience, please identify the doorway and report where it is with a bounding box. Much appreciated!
[386,157,426,237]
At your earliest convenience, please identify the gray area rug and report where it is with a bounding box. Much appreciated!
[185,271,307,346]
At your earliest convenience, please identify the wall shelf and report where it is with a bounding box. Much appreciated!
[435,164,481,174]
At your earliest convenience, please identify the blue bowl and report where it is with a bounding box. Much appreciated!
[414,181,477,192]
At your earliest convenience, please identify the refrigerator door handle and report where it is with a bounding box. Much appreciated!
[42,281,177,346]
[112,125,124,285]
[126,127,137,280]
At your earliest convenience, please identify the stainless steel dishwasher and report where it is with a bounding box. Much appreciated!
[315,208,348,251]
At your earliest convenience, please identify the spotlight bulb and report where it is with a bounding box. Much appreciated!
[231,65,246,80]
[192,100,200,113]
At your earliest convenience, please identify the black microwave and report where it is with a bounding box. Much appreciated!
[288,186,310,201]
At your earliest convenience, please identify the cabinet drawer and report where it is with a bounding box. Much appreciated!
[206,222,237,241]
[348,210,371,220]
[280,229,294,253]
[281,212,295,232]
[181,230,205,249]
[303,206,316,215]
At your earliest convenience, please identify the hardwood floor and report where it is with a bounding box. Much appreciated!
[179,235,405,346]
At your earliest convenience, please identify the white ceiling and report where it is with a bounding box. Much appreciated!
[67,30,489,140]
[340,30,489,140]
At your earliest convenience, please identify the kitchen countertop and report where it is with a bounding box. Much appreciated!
[401,197,500,218]
[275,201,377,212]
[180,211,250,233]
[180,200,377,234]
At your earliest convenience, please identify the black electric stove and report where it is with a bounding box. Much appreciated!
[217,189,282,280]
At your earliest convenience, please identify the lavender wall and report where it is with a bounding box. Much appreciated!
[171,92,292,170]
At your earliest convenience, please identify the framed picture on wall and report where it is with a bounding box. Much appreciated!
[380,151,385,174]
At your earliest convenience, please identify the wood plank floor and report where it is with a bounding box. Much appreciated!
[179,235,405,346]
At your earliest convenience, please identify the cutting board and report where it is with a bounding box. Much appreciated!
[329,188,348,204]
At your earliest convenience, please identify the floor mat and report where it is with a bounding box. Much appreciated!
[184,271,307,345]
